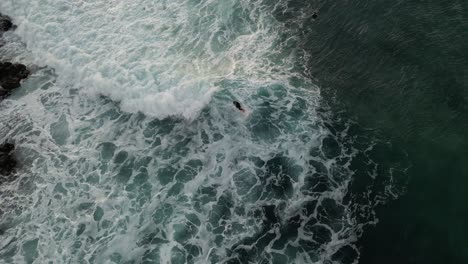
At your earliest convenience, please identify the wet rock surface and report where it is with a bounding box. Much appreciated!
[0,14,27,187]
[0,13,29,100]
[0,62,30,91]
[0,14,13,33]
[0,142,17,182]
[0,13,13,48]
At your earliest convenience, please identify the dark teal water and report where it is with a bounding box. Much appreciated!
[297,0,468,263]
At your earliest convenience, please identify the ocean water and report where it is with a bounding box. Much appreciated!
[0,1,381,263]
[1,0,464,263]
[296,0,468,263]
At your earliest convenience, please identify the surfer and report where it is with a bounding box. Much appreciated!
[233,101,245,113]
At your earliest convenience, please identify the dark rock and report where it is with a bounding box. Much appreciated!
[0,14,29,101]
[0,62,30,90]
[312,12,318,20]
[0,89,11,100]
[0,14,13,32]
[0,142,16,178]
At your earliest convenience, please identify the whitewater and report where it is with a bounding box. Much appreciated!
[0,0,380,263]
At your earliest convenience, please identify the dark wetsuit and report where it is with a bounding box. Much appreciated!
[233,101,245,112]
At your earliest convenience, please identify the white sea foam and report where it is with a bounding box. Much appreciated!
[0,0,286,120]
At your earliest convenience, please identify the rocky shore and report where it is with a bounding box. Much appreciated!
[0,13,29,181]
[0,62,30,100]
[0,13,30,101]
[0,13,13,32]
